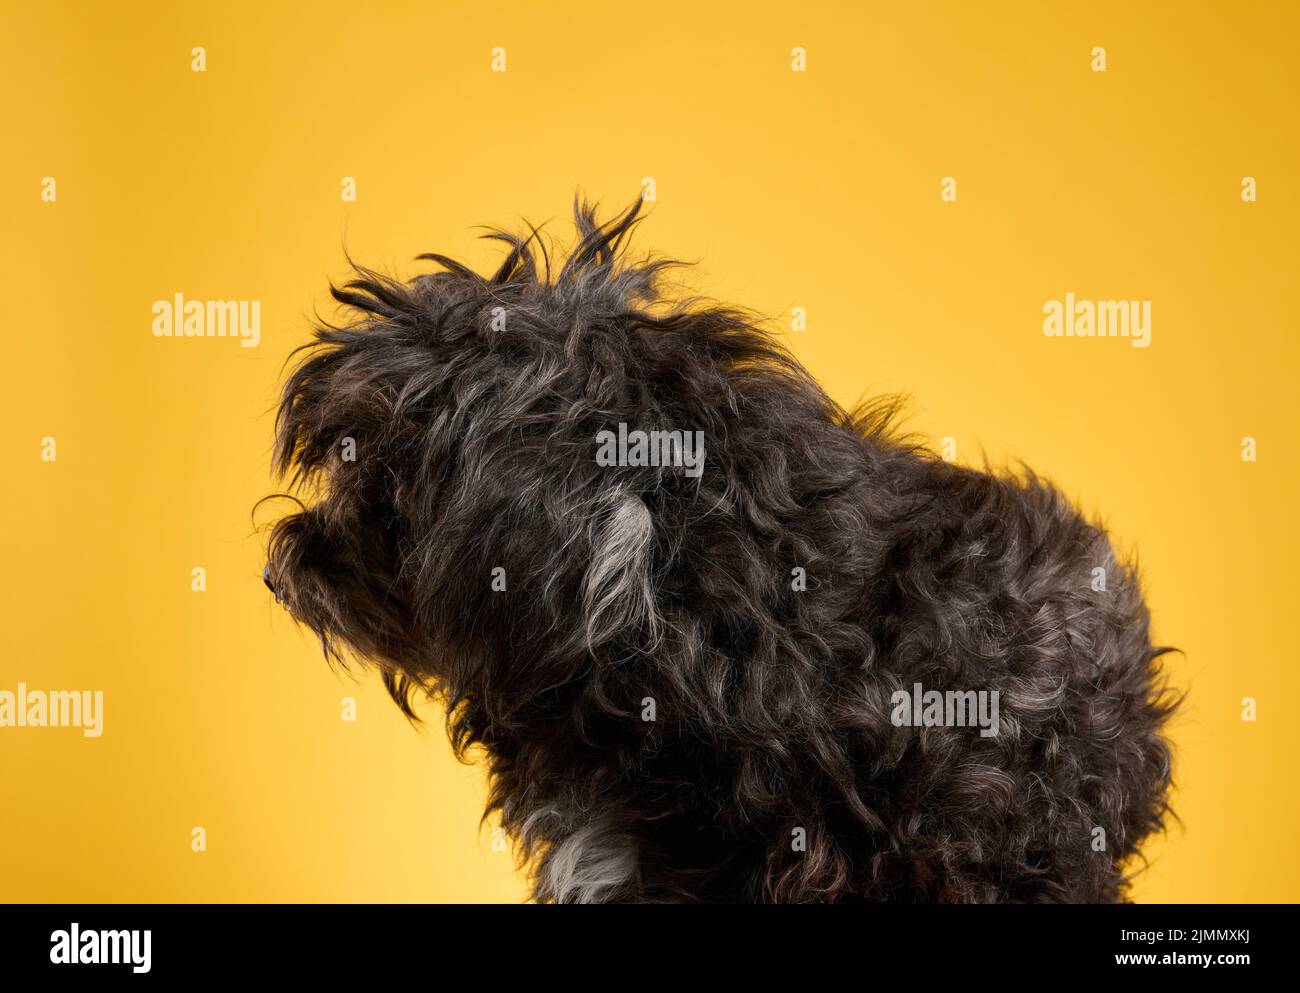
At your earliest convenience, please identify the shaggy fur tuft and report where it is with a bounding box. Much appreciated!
[263,198,1177,903]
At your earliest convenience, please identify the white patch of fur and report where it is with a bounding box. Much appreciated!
[536,820,641,904]
[581,490,658,651]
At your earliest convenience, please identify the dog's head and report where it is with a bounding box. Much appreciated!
[263,199,828,736]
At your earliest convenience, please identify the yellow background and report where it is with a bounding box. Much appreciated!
[1,0,1296,902]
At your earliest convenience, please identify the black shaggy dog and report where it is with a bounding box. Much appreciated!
[263,199,1177,903]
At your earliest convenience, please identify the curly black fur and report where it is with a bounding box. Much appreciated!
[263,199,1177,903]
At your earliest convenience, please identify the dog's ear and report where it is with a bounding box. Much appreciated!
[580,489,660,654]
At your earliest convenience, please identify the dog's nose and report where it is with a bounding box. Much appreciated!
[262,564,276,594]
